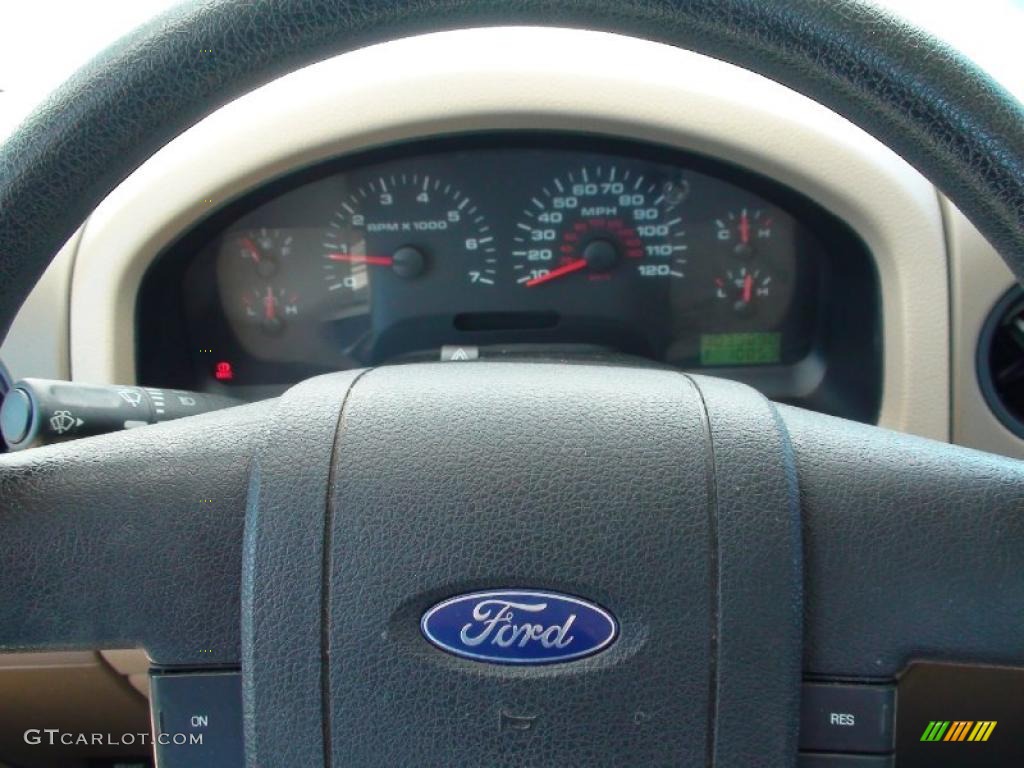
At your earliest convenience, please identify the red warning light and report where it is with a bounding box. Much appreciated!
[214,361,234,381]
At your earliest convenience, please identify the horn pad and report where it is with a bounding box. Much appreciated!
[244,364,801,766]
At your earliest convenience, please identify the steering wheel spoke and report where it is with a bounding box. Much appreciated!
[0,401,272,665]
[780,405,1024,675]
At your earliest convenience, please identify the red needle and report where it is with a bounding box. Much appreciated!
[739,211,750,245]
[326,252,394,266]
[524,258,588,288]
[263,286,276,320]
[240,237,261,263]
[742,273,753,303]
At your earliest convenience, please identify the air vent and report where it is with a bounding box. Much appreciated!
[978,287,1024,438]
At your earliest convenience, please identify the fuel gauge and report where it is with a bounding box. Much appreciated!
[234,228,294,277]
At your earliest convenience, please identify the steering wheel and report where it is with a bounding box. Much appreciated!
[1,1,1023,765]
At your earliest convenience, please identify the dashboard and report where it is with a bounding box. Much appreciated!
[139,134,880,421]
[0,24,1018,764]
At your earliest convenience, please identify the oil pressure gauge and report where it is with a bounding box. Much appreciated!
[713,266,773,316]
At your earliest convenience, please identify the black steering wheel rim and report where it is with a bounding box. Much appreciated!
[0,0,1022,332]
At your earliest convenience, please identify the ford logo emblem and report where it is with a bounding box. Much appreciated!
[420,589,618,664]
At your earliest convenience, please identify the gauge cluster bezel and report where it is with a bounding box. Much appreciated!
[136,132,881,422]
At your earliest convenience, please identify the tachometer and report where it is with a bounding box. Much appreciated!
[322,174,496,303]
[512,165,688,288]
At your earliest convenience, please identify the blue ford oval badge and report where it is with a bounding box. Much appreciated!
[420,589,618,664]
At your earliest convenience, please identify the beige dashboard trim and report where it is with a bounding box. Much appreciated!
[0,229,77,382]
[67,27,948,438]
[945,197,1024,458]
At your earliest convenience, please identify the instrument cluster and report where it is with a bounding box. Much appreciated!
[138,135,881,421]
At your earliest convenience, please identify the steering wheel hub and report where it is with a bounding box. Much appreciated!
[244,364,800,764]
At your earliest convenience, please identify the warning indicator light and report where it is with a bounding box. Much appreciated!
[214,361,234,381]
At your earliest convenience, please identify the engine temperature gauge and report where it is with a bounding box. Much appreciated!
[714,208,774,257]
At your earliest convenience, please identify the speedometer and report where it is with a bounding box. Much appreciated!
[322,173,496,304]
[512,164,688,289]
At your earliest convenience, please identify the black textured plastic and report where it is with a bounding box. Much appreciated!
[0,400,273,665]
[242,372,364,767]
[247,364,795,767]
[2,359,1023,765]
[322,364,714,765]
[694,375,803,766]
[2,0,1024,343]
[779,405,1024,676]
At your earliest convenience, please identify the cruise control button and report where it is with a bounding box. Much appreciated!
[151,672,243,768]
[799,754,894,768]
[800,683,896,753]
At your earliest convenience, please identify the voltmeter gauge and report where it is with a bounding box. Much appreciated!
[240,284,301,334]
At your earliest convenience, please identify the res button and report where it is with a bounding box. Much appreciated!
[800,682,896,753]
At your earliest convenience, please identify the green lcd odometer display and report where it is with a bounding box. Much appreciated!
[700,332,782,366]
